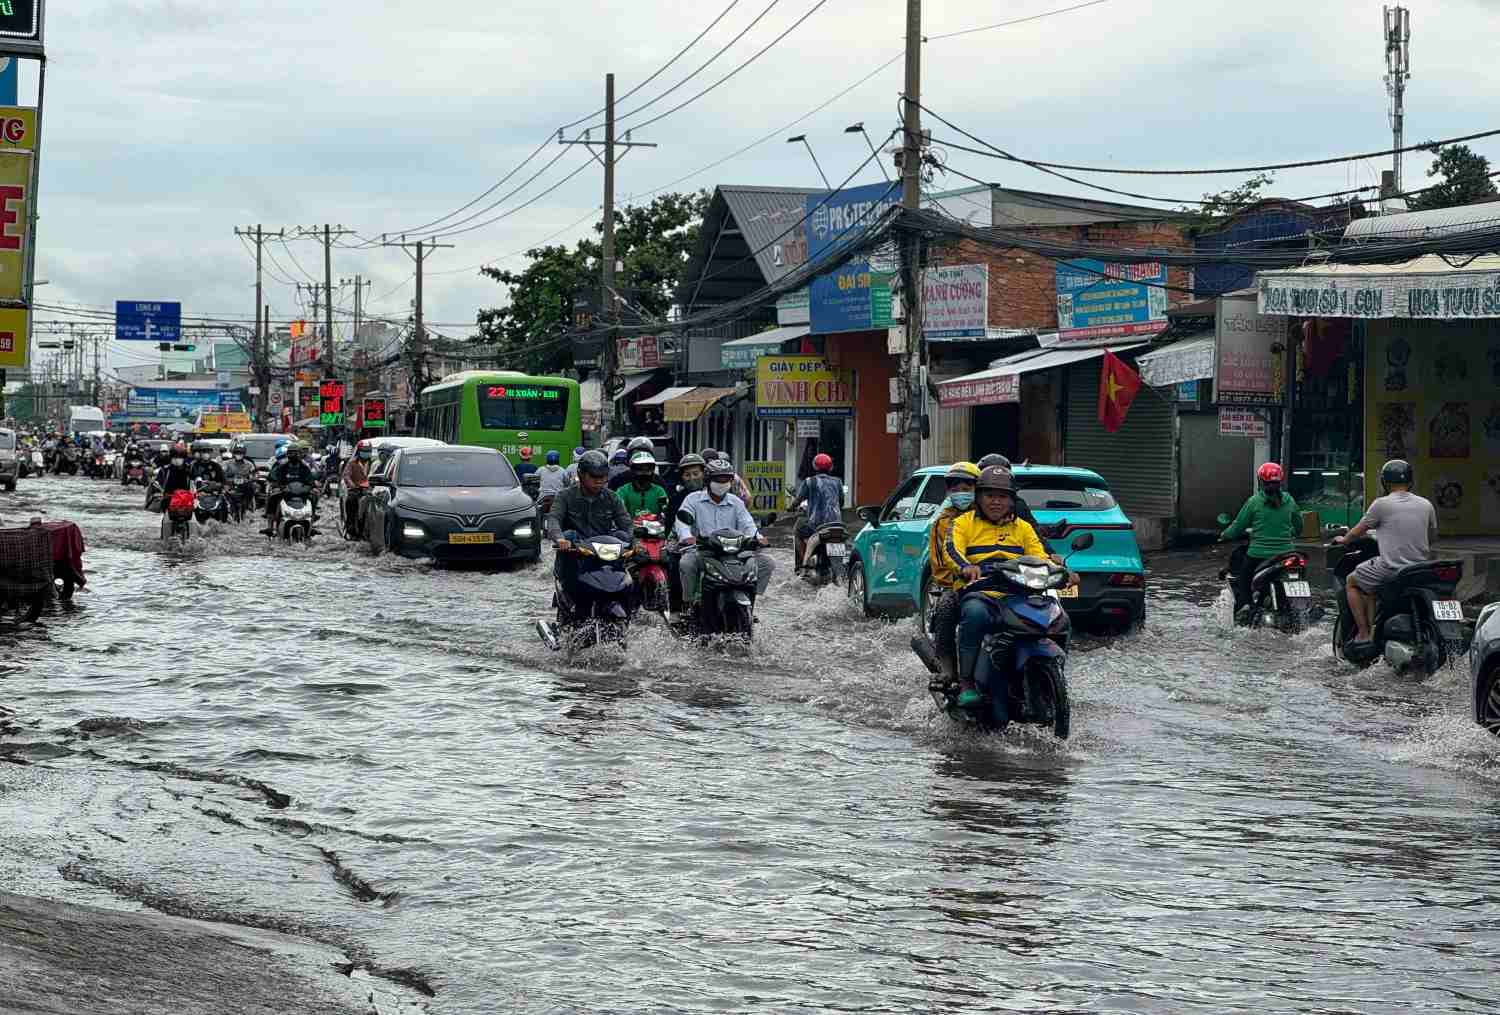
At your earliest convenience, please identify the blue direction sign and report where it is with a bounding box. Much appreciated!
[115,300,182,342]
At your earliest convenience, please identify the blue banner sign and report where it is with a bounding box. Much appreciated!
[129,387,240,420]
[115,300,182,342]
[806,182,900,335]
[1054,260,1168,342]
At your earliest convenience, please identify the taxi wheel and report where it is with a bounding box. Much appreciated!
[847,554,875,618]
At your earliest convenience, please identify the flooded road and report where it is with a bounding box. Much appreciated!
[4,474,1500,1013]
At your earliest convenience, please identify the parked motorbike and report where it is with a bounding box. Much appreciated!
[161,490,195,545]
[193,481,230,525]
[535,532,635,653]
[676,510,760,640]
[801,519,849,588]
[912,533,1094,739]
[1330,533,1468,676]
[629,512,671,619]
[1215,512,1316,632]
[272,481,316,544]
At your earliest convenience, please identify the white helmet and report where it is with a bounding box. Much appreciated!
[629,450,656,468]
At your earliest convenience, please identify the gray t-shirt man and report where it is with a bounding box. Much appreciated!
[1350,490,1438,591]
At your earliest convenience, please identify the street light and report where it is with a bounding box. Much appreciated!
[845,122,890,180]
[786,134,831,189]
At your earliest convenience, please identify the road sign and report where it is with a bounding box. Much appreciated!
[115,300,181,342]
[318,378,345,427]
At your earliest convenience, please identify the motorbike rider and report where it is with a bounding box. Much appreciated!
[189,441,226,485]
[791,452,845,574]
[949,466,1049,711]
[667,453,706,528]
[926,461,982,682]
[1332,458,1438,645]
[675,458,775,611]
[609,437,656,491]
[514,445,539,481]
[341,444,374,533]
[619,449,669,517]
[546,450,633,610]
[563,445,587,486]
[536,450,568,507]
[222,444,257,515]
[1220,462,1301,622]
[699,446,752,504]
[264,441,319,533]
[158,442,195,513]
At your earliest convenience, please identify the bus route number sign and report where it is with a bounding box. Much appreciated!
[319,380,345,426]
[487,385,557,400]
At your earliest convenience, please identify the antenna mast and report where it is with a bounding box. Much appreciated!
[1384,6,1411,191]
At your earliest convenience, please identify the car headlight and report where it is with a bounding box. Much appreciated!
[512,523,534,540]
[593,542,622,561]
[402,523,425,540]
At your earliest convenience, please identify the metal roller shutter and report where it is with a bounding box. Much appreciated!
[1063,359,1176,520]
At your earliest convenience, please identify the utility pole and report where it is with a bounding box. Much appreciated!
[339,274,371,401]
[897,0,926,478]
[235,225,284,429]
[1384,6,1411,192]
[291,225,354,370]
[381,238,454,399]
[559,73,657,439]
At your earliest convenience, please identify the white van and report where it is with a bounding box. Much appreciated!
[68,405,107,433]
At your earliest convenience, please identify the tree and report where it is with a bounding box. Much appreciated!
[474,190,711,374]
[1177,172,1276,225]
[1407,144,1499,212]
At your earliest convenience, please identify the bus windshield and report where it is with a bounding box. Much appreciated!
[475,384,570,431]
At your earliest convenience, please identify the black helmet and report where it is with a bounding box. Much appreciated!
[976,453,1011,470]
[577,449,611,478]
[975,465,1016,495]
[706,458,735,481]
[1380,459,1414,492]
[700,448,719,463]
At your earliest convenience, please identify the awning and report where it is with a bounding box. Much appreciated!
[614,373,655,402]
[1135,335,1215,387]
[721,325,808,369]
[663,386,736,422]
[637,385,697,407]
[937,342,1147,408]
[1255,253,1500,319]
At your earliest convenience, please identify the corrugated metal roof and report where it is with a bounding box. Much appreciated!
[720,185,825,282]
[1344,201,1500,241]
[677,185,825,312]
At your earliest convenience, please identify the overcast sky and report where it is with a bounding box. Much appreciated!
[24,0,1499,372]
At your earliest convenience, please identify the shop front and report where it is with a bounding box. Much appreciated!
[754,352,855,507]
[1257,254,1500,535]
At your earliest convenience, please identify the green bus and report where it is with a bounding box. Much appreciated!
[416,371,583,468]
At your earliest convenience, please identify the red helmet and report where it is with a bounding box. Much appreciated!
[518,446,533,460]
[813,452,833,473]
[1257,462,1284,484]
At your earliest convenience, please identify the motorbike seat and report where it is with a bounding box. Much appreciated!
[1378,559,1461,608]
[814,523,846,540]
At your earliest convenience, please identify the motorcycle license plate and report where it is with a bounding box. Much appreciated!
[825,543,847,557]
[1282,581,1311,598]
[1433,600,1463,621]
[449,532,494,545]
[1056,584,1079,598]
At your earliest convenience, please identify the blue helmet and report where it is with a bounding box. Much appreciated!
[274,445,288,460]
[546,450,561,465]
[572,445,586,461]
[611,448,628,465]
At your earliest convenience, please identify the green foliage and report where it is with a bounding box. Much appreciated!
[1177,172,1276,225]
[474,190,711,374]
[1407,145,1499,212]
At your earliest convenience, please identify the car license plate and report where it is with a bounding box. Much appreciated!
[825,543,847,557]
[449,532,494,545]
[1282,581,1311,598]
[1057,584,1079,598]
[1433,600,1463,621]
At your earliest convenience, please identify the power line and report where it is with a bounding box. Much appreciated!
[924,0,1111,41]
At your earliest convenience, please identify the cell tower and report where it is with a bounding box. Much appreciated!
[1384,6,1412,192]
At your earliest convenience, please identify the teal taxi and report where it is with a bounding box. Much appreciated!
[847,465,1146,632]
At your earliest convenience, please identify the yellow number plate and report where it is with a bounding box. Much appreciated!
[449,532,495,545]
[1057,584,1080,598]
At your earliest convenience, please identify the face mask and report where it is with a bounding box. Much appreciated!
[709,480,731,498]
[233,454,244,460]
[949,491,974,510]
[171,458,184,467]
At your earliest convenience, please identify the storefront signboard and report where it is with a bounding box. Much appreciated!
[0,305,25,369]
[1055,259,1168,342]
[1258,265,1500,319]
[1218,409,1267,438]
[616,335,660,371]
[806,182,900,335]
[754,355,853,418]
[776,288,809,326]
[1214,296,1284,406]
[936,371,1020,408]
[741,461,786,514]
[0,149,32,301]
[1138,339,1215,388]
[922,264,988,339]
[129,387,241,420]
[795,418,820,437]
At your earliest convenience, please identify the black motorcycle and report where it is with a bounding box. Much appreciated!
[1215,513,1316,632]
[536,533,635,654]
[53,447,78,476]
[193,481,230,525]
[226,479,257,523]
[801,520,849,588]
[1330,534,1468,675]
[677,511,760,639]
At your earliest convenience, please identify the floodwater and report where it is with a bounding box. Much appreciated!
[3,474,1500,1013]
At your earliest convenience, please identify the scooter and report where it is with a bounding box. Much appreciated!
[1215,512,1317,633]
[53,447,78,476]
[629,512,671,619]
[161,490,195,545]
[536,532,635,653]
[676,510,761,640]
[193,481,230,525]
[122,454,148,487]
[226,479,257,524]
[1330,533,1468,676]
[912,533,1094,739]
[272,481,316,544]
[801,520,849,588]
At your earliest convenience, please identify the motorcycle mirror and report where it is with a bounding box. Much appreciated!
[1069,532,1094,552]
[1216,512,1232,526]
[676,509,695,526]
[763,511,778,527]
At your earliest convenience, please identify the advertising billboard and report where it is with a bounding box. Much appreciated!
[0,1,43,57]
[319,379,345,427]
[0,304,26,369]
[1055,259,1168,341]
[0,148,29,300]
[1214,295,1284,406]
[754,355,853,418]
[129,387,241,420]
[806,182,900,335]
[922,264,988,339]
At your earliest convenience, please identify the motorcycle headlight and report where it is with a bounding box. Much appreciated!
[1021,565,1050,589]
[719,536,742,552]
[593,543,622,561]
[643,520,664,537]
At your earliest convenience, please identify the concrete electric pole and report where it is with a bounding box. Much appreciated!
[234,224,285,428]
[897,0,925,479]
[381,238,454,398]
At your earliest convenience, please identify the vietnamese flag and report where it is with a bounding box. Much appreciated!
[1097,350,1141,433]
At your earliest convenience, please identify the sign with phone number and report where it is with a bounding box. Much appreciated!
[319,379,345,426]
